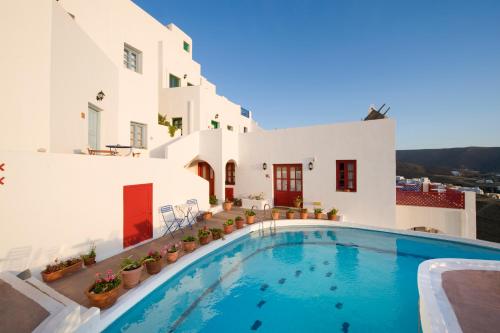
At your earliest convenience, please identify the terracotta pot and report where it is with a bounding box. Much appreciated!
[83,256,96,267]
[212,232,222,240]
[145,260,162,275]
[41,260,83,282]
[183,240,196,252]
[294,201,301,208]
[223,202,232,211]
[246,215,255,225]
[286,212,295,219]
[314,213,323,219]
[223,224,234,234]
[86,282,121,309]
[300,212,308,219]
[121,266,143,289]
[328,214,337,221]
[272,212,280,220]
[236,219,245,229]
[166,250,179,263]
[203,212,212,220]
[199,235,211,245]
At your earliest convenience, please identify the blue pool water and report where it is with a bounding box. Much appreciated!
[104,227,500,333]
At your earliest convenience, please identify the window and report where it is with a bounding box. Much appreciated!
[130,122,147,149]
[172,117,182,135]
[124,44,142,73]
[227,125,233,131]
[169,74,180,88]
[183,41,190,52]
[336,160,357,192]
[226,162,235,185]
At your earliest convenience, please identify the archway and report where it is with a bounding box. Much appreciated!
[197,161,215,197]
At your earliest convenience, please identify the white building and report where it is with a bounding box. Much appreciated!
[0,0,473,280]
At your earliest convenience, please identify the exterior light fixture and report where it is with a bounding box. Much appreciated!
[262,162,267,170]
[215,114,219,119]
[308,161,314,171]
[96,90,105,101]
[183,74,187,79]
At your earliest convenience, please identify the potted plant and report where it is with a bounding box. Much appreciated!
[120,256,144,289]
[245,209,256,224]
[294,196,303,208]
[182,235,197,252]
[314,208,324,219]
[41,257,83,282]
[223,219,234,234]
[85,269,121,309]
[300,208,308,219]
[271,208,280,220]
[142,250,162,275]
[286,209,295,219]
[233,198,242,207]
[203,211,213,220]
[163,242,181,263]
[235,216,245,229]
[198,227,212,245]
[210,228,223,240]
[223,199,233,211]
[327,208,339,221]
[81,242,97,266]
[209,195,218,206]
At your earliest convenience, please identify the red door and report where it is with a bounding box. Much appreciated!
[274,164,303,207]
[123,183,153,248]
[198,162,215,196]
[225,187,234,201]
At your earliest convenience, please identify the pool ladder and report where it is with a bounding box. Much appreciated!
[257,204,276,237]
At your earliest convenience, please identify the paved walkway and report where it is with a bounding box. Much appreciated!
[48,207,312,307]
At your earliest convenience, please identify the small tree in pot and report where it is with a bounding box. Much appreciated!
[235,216,245,229]
[198,227,212,245]
[86,269,121,309]
[300,208,308,219]
[314,208,324,219]
[120,256,147,289]
[327,208,339,221]
[271,208,280,220]
[286,209,295,219]
[142,250,162,275]
[182,235,197,252]
[245,209,256,224]
[223,219,235,234]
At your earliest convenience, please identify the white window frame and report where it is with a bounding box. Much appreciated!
[124,43,142,73]
[130,122,147,149]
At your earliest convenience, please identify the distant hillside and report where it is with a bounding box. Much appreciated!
[397,147,500,177]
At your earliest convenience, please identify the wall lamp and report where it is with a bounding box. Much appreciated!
[96,90,105,101]
[308,161,314,171]
[262,162,268,170]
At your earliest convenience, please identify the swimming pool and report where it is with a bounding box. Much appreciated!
[104,227,500,333]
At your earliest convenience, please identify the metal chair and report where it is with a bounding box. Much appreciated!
[160,205,185,238]
[186,199,203,228]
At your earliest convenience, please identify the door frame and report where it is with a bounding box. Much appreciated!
[273,164,303,207]
[88,103,101,149]
[198,162,215,196]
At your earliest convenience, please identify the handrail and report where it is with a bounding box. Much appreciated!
[260,204,275,236]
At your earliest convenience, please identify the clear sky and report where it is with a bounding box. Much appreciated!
[133,0,500,149]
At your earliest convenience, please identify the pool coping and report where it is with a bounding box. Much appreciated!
[418,259,500,333]
[98,219,500,331]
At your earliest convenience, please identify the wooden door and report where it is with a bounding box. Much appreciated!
[198,162,215,196]
[123,183,153,248]
[274,164,303,207]
[88,104,100,149]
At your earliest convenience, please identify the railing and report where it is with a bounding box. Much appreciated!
[396,188,465,209]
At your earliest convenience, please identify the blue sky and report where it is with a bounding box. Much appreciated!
[133,0,500,149]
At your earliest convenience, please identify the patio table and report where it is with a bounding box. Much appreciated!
[105,144,133,155]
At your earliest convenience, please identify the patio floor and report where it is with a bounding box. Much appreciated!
[47,207,315,307]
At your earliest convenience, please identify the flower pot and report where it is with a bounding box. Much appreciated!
[300,212,308,219]
[236,219,245,229]
[41,259,83,282]
[83,256,96,267]
[145,260,162,275]
[212,232,222,240]
[286,212,295,219]
[166,251,179,263]
[223,202,232,211]
[203,212,212,220]
[86,282,121,309]
[328,214,337,221]
[223,224,234,234]
[246,216,255,225]
[294,201,301,208]
[121,266,143,289]
[272,212,280,220]
[199,235,211,245]
[314,213,323,219]
[183,240,196,252]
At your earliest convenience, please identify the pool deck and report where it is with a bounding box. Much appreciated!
[442,270,500,333]
[47,207,314,307]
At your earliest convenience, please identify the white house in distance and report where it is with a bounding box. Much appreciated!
[0,0,474,282]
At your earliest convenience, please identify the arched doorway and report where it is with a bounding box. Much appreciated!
[198,161,215,197]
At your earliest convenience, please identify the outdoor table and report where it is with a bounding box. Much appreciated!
[105,144,133,155]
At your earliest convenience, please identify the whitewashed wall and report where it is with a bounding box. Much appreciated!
[396,191,476,239]
[235,119,396,229]
[0,151,208,275]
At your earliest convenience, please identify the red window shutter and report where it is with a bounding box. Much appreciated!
[336,160,357,192]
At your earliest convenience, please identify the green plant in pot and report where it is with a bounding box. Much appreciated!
[210,228,223,240]
[163,242,182,263]
[223,219,235,234]
[142,250,162,275]
[86,269,121,309]
[300,208,308,219]
[235,216,245,229]
[271,208,280,220]
[120,256,146,289]
[245,209,256,224]
[223,199,233,211]
[182,235,197,252]
[198,227,212,245]
[81,242,97,266]
[286,209,295,219]
[314,208,324,219]
[327,208,339,221]
[209,195,218,206]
